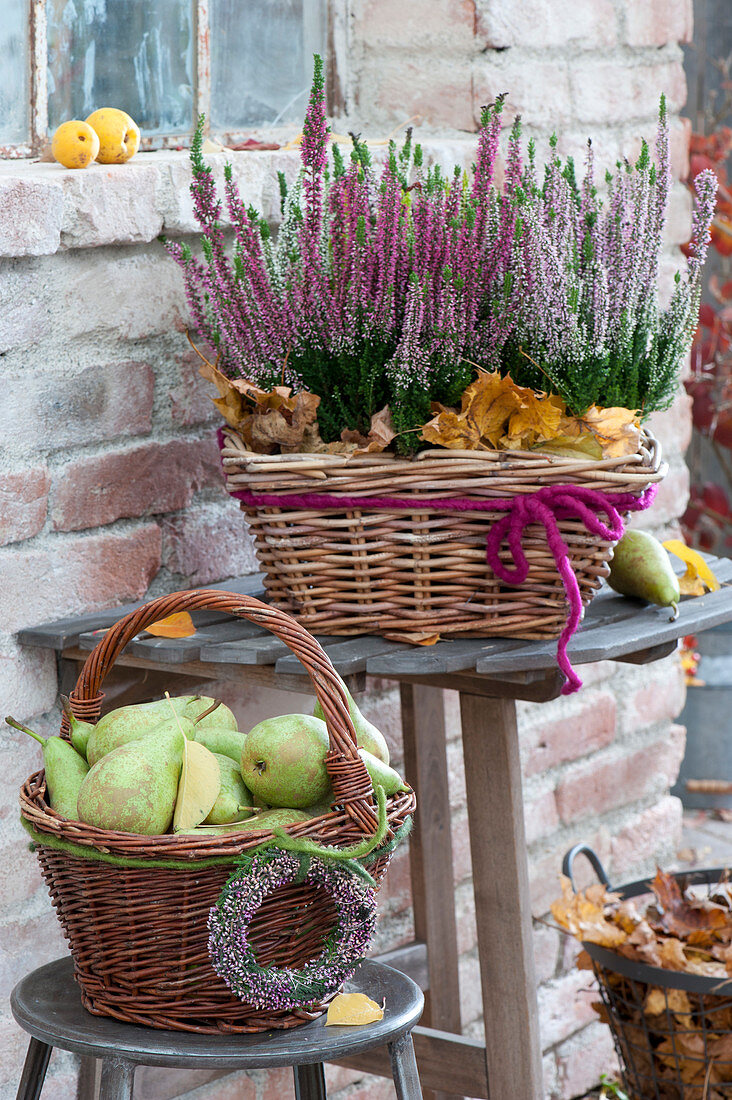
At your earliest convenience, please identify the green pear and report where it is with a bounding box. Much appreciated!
[87,710,195,766]
[235,808,312,831]
[241,714,331,809]
[183,697,238,731]
[77,726,186,834]
[6,716,88,819]
[358,748,408,797]
[193,726,248,764]
[203,753,254,825]
[60,696,94,760]
[314,689,389,764]
[607,530,681,616]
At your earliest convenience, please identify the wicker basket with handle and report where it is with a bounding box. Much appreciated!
[219,428,666,638]
[19,590,415,1033]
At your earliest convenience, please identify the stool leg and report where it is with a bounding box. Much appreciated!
[293,1062,327,1100]
[16,1037,52,1100]
[99,1057,136,1100]
[388,1032,422,1100]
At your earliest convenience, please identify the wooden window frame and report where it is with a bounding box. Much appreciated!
[3,0,346,158]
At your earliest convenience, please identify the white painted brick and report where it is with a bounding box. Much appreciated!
[60,161,163,248]
[0,178,63,257]
[477,0,618,49]
[0,637,57,725]
[474,55,574,130]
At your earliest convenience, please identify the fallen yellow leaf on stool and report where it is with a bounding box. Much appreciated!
[325,993,384,1026]
[662,540,720,596]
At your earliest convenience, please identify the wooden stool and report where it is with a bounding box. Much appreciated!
[12,956,424,1100]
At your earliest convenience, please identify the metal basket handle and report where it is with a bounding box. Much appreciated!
[562,844,611,890]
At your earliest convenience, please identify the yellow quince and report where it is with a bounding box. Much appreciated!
[85,108,140,164]
[51,120,100,169]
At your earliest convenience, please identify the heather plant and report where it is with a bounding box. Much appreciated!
[164,56,521,452]
[503,98,718,416]
[164,57,717,455]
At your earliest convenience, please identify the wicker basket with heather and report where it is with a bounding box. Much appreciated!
[163,58,717,693]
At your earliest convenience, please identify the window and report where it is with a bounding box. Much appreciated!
[0,0,332,157]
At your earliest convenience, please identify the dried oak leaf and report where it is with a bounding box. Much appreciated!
[652,869,732,945]
[550,875,628,948]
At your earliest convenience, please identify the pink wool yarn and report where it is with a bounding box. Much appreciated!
[230,480,658,694]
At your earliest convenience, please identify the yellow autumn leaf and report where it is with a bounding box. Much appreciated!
[504,392,565,449]
[145,612,196,638]
[420,406,484,450]
[550,875,628,948]
[326,992,384,1026]
[572,406,642,459]
[663,540,721,596]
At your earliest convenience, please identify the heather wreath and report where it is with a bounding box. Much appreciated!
[164,57,717,456]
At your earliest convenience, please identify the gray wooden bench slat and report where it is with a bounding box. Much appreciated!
[365,637,525,677]
[200,634,344,667]
[274,636,412,676]
[17,575,265,650]
[475,582,732,674]
[75,619,268,662]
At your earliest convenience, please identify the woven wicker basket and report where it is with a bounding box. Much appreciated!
[220,428,666,638]
[19,590,415,1034]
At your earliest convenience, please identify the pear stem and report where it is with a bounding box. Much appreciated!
[193,699,222,724]
[59,695,82,729]
[5,716,45,746]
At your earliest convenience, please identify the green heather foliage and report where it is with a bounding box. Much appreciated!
[164,59,718,451]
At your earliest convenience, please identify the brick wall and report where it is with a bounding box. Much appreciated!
[0,2,694,1097]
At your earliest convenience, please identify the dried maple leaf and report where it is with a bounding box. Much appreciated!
[574,405,642,459]
[659,937,689,971]
[503,392,565,450]
[652,869,732,944]
[341,405,397,454]
[550,875,628,948]
[145,612,196,639]
[645,987,692,1017]
[420,405,484,450]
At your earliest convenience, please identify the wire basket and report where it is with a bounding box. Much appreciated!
[219,428,666,639]
[19,589,416,1033]
[564,845,732,1099]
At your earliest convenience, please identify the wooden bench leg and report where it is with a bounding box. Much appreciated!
[99,1057,135,1100]
[389,1032,423,1100]
[400,684,461,1100]
[460,692,543,1100]
[16,1037,52,1100]
[293,1062,327,1100]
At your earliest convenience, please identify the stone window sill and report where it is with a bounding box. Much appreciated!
[0,140,479,258]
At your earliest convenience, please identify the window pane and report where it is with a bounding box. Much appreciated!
[47,0,194,135]
[210,0,327,130]
[0,0,29,145]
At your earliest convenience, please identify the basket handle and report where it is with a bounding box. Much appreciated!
[562,844,611,891]
[63,589,379,835]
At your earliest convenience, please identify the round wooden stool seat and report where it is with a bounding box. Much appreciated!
[11,956,424,1100]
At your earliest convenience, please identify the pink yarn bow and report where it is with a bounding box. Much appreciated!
[223,432,658,694]
[485,484,657,693]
